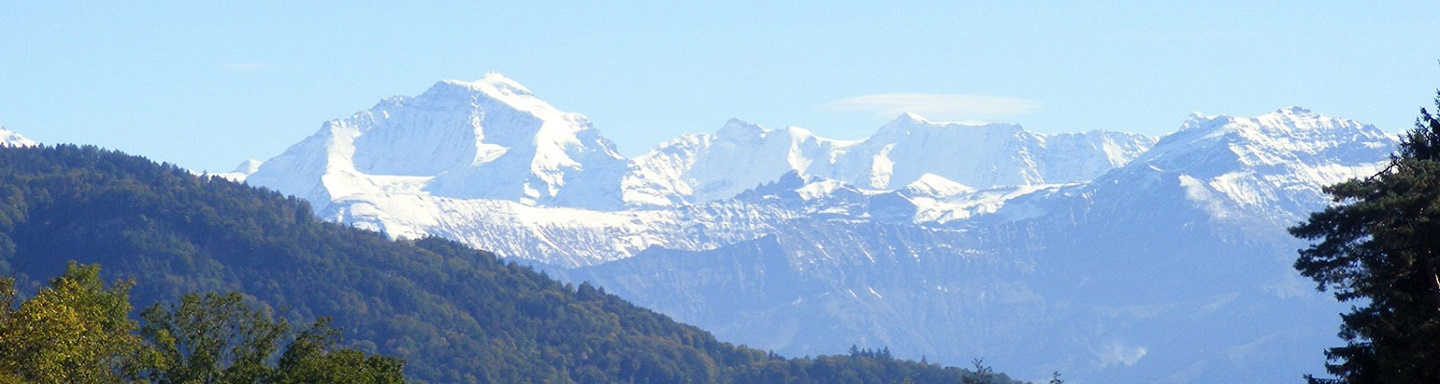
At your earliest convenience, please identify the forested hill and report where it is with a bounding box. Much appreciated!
[0,144,1020,383]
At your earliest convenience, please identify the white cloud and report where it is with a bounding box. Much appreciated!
[819,93,1038,122]
[220,62,275,72]
[1096,340,1148,368]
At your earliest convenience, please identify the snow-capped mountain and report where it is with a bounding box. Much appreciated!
[826,112,1154,190]
[1113,106,1393,228]
[623,119,856,206]
[246,73,629,212]
[243,75,1151,266]
[211,159,262,183]
[0,125,38,147]
[241,74,1400,382]
[561,107,1397,382]
[624,113,1155,206]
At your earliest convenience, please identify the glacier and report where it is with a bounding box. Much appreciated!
[235,74,1397,383]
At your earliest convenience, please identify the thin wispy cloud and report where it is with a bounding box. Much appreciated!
[220,62,276,72]
[820,93,1038,122]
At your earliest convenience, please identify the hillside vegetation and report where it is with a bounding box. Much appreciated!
[0,144,1019,383]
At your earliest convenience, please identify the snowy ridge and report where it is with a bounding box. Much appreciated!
[0,125,38,147]
[625,113,1155,207]
[243,74,1156,265]
[556,107,1398,383]
[211,159,262,183]
[903,173,975,198]
[243,75,1397,268]
[247,73,629,212]
[236,74,1401,382]
[624,119,859,206]
[1111,106,1395,227]
[326,195,797,266]
[826,112,1156,190]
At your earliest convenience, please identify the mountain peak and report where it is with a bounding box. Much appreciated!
[438,72,535,98]
[1181,107,1337,135]
[0,125,38,147]
[1275,106,1314,116]
[875,112,928,139]
[1178,112,1231,132]
[902,173,974,198]
[1136,107,1396,182]
[421,73,557,119]
[231,159,263,174]
[893,111,930,125]
[247,74,628,211]
[716,118,767,140]
[874,111,1024,142]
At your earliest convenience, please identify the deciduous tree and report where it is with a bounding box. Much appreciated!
[0,262,151,383]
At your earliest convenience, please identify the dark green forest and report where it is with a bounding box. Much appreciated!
[0,144,1019,383]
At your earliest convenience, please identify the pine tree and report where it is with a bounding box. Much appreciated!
[1290,91,1440,383]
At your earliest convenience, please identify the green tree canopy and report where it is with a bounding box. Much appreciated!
[273,318,406,384]
[0,261,150,383]
[0,263,406,384]
[1291,91,1440,383]
[138,292,406,384]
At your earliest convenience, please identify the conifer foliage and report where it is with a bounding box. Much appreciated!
[1291,92,1440,383]
[0,144,1014,383]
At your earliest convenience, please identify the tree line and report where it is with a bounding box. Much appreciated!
[0,143,1019,383]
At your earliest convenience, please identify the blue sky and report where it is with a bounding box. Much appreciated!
[3,2,1438,172]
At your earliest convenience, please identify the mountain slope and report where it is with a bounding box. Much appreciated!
[245,75,1151,267]
[1106,106,1393,228]
[246,74,629,212]
[0,144,1012,384]
[232,74,1400,382]
[558,107,1398,382]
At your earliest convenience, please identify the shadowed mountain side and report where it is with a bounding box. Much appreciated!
[556,188,1348,382]
[0,144,1018,384]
